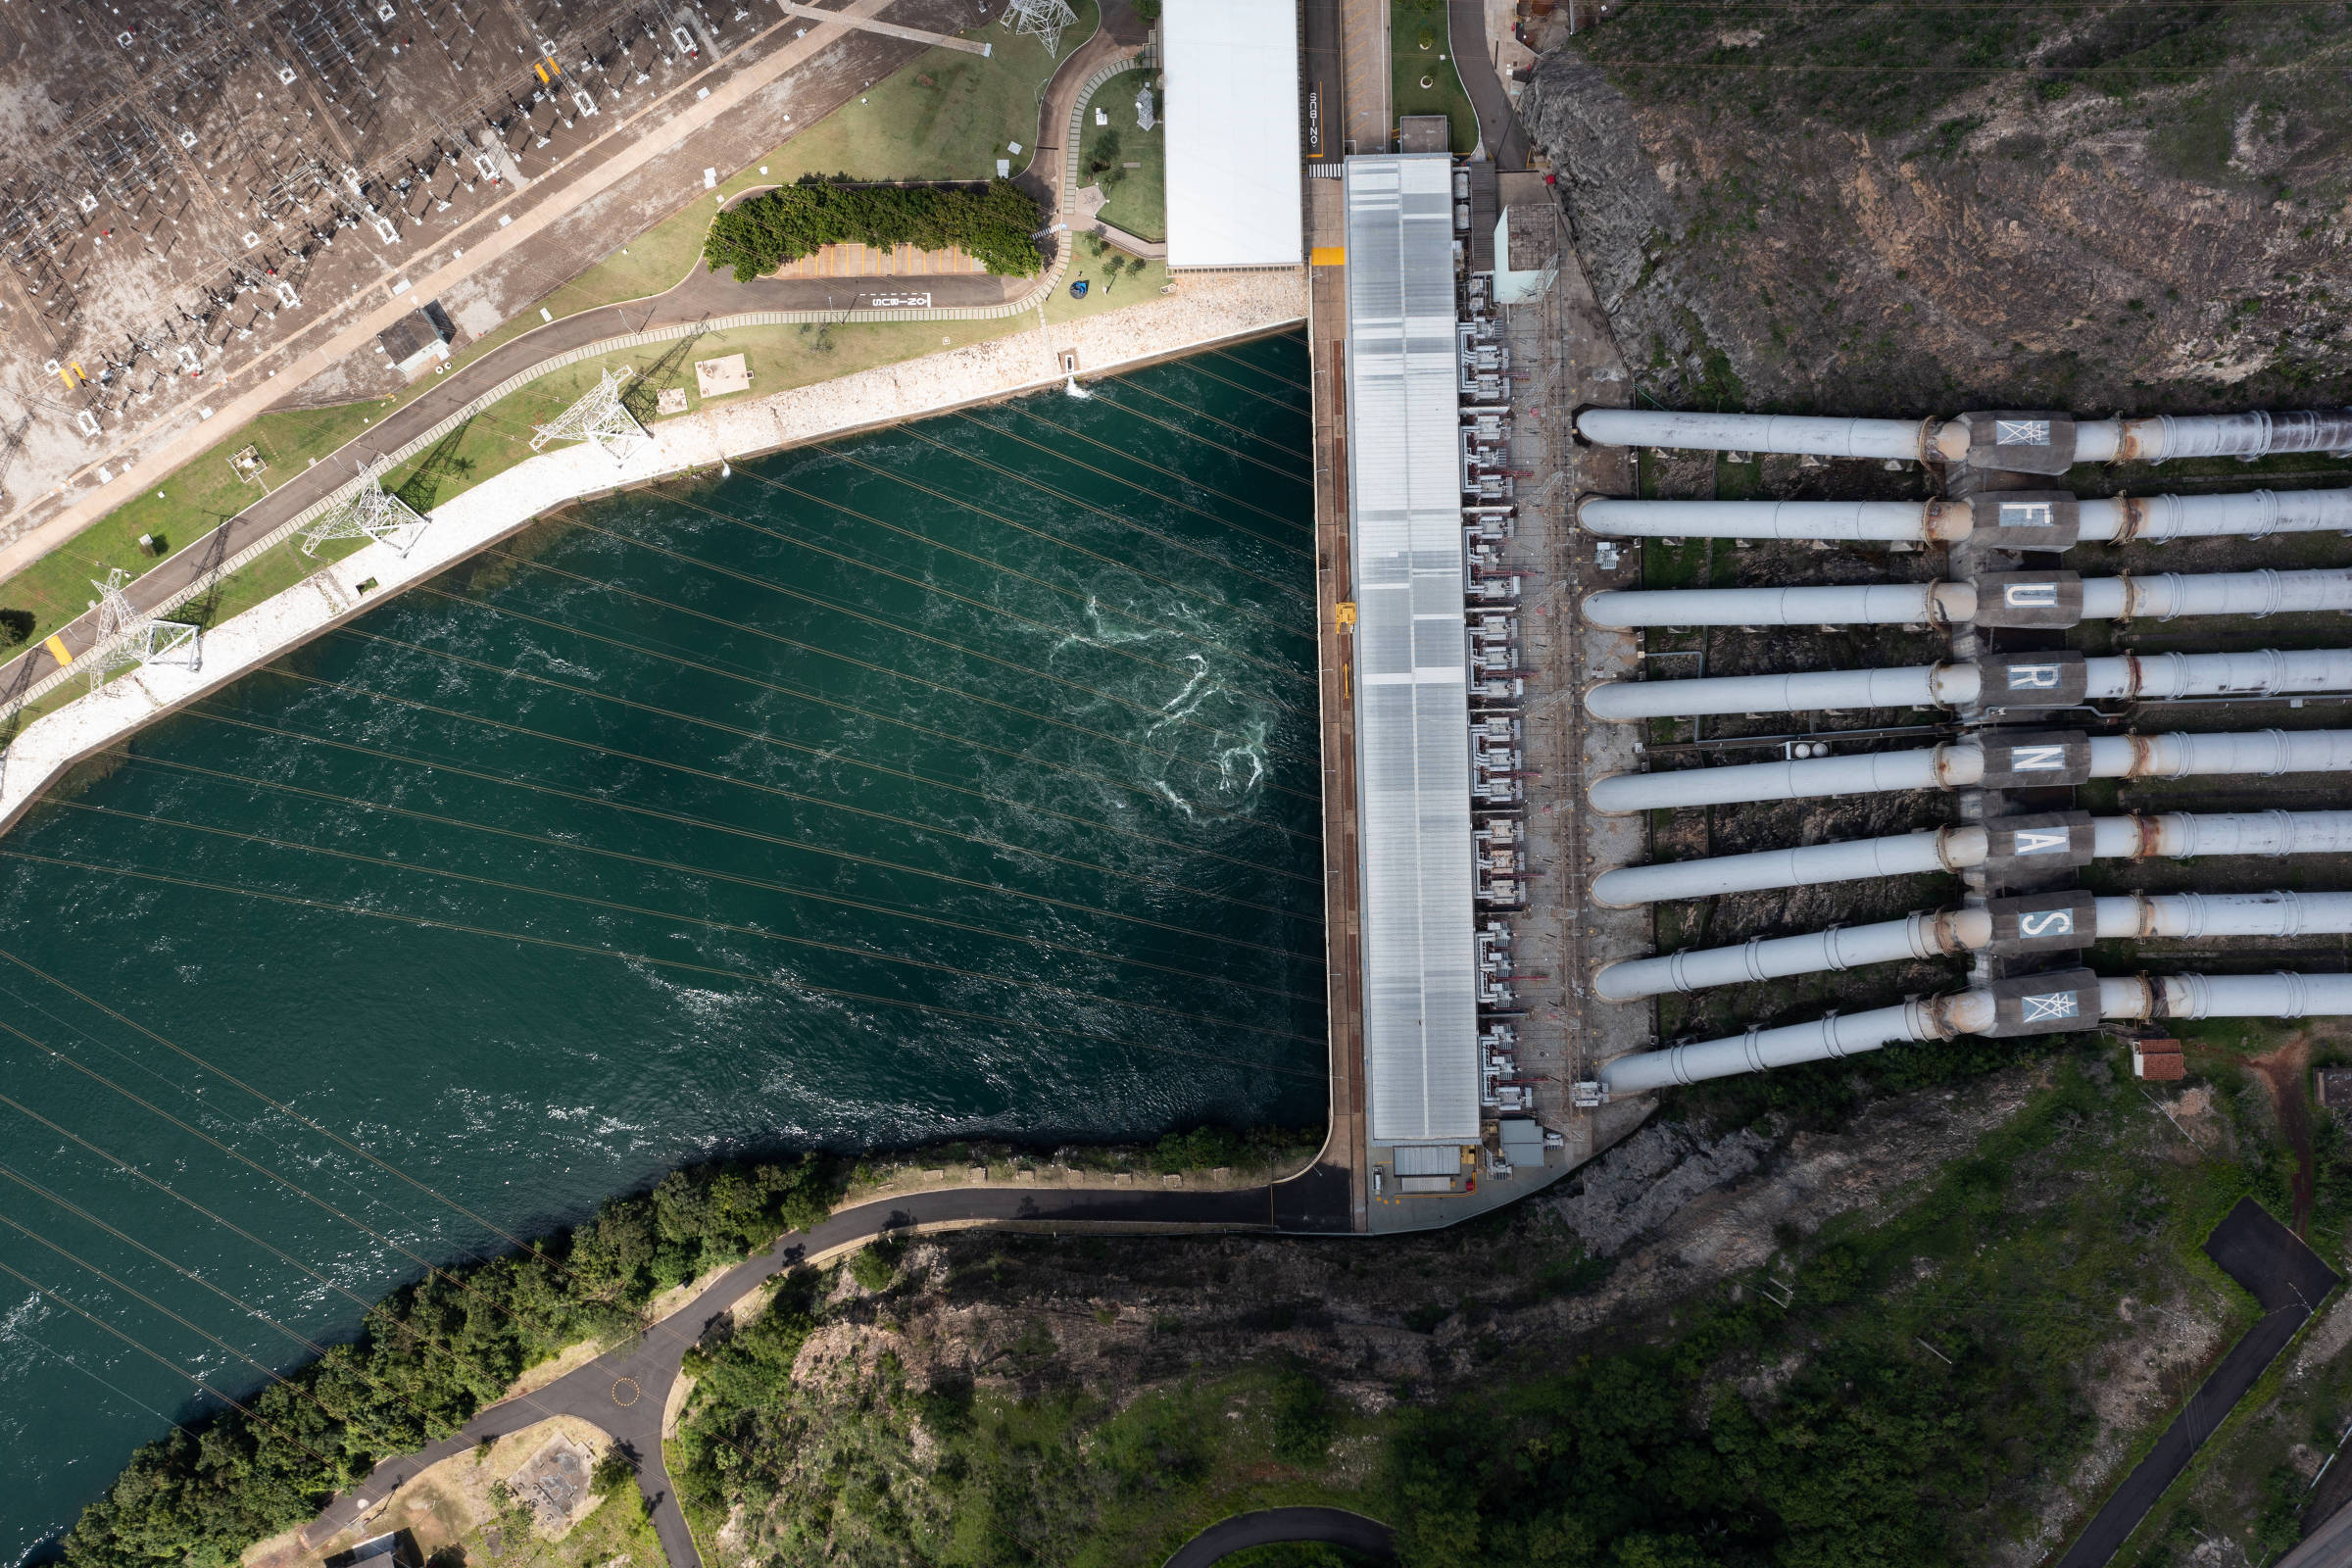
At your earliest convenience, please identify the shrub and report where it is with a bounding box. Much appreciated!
[704,180,1044,280]
[59,1155,845,1568]
[848,1239,900,1293]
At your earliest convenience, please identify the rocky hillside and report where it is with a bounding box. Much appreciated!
[1523,0,2352,416]
[656,1049,2347,1567]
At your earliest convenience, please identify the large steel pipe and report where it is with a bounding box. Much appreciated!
[1578,406,2352,467]
[1594,891,2352,1002]
[2082,569,2352,619]
[2101,971,2352,1018]
[1575,489,2352,544]
[1583,582,1964,629]
[1598,1001,1941,1094]
[1583,569,2352,629]
[1589,809,2352,906]
[2094,488,2352,542]
[1576,409,1935,462]
[1577,498,1951,542]
[1588,729,2352,812]
[1591,829,1959,906]
[1584,648,2352,721]
[1602,970,2352,1093]
[2080,411,2352,465]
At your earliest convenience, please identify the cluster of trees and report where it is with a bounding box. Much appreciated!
[1387,1322,1979,1567]
[702,180,1045,281]
[60,1156,841,1568]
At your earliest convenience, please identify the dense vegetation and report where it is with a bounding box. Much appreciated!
[702,180,1045,280]
[658,1047,2352,1566]
[58,1157,841,1568]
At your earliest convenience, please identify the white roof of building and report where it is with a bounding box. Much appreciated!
[1161,0,1303,270]
[1344,154,1480,1146]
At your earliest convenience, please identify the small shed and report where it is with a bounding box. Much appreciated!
[374,302,453,377]
[1496,1117,1544,1169]
[2132,1041,2185,1081]
[1396,115,1451,154]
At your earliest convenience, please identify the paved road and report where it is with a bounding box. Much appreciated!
[2054,1199,2341,1568]
[1301,0,1348,169]
[302,1176,1345,1568]
[2287,1486,2352,1568]
[0,1,1143,719]
[1162,1505,1396,1567]
[1447,0,1530,170]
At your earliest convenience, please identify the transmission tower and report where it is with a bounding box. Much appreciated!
[531,367,650,464]
[1000,0,1077,56]
[85,569,201,696]
[300,467,432,558]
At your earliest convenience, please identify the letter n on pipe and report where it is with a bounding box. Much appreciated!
[1978,730,2093,789]
[1984,891,2096,956]
[1983,968,2103,1037]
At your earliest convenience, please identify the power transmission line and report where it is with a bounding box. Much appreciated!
[0,851,1331,1084]
[185,698,1323,957]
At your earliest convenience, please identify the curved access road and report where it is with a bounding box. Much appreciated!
[1446,0,1530,170]
[0,1,1152,714]
[1162,1505,1398,1567]
[298,1171,1348,1568]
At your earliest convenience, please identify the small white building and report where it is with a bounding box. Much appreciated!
[1160,0,1302,270]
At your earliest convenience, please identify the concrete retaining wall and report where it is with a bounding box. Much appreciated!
[0,272,1306,838]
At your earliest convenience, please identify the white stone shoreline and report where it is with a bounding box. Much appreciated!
[0,271,1307,838]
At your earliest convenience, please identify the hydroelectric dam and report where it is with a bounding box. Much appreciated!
[4,24,2352,1567]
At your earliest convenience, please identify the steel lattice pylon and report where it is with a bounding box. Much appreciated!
[300,468,432,558]
[531,367,649,464]
[86,569,201,696]
[1000,0,1077,56]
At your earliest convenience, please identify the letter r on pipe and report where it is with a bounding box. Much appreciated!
[2007,663,2064,690]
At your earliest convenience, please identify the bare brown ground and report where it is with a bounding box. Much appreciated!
[2251,1032,2316,1237]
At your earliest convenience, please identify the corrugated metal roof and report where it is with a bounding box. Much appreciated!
[1344,153,1480,1146]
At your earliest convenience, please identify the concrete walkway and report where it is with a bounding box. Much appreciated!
[1447,0,1530,169]
[0,270,1307,837]
[302,1178,1345,1568]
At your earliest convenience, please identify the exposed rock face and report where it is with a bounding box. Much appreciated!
[1521,8,2352,416]
[1552,1120,1775,1255]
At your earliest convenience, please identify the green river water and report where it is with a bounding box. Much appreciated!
[0,333,1323,1561]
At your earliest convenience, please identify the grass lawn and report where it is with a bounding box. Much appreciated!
[538,0,1102,312]
[1078,69,1167,242]
[376,266,1172,511]
[1391,0,1478,155]
[0,401,390,654]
